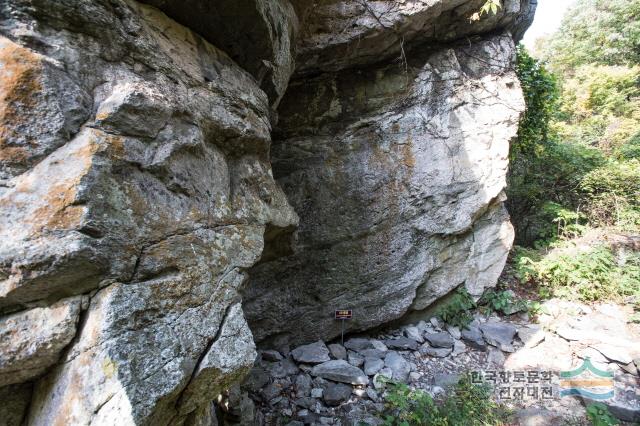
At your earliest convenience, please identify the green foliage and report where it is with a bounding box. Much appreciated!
[435,288,476,328]
[514,244,640,302]
[507,47,608,246]
[512,46,559,159]
[510,0,640,248]
[381,379,441,426]
[555,64,640,155]
[471,0,501,21]
[380,375,511,426]
[478,290,536,316]
[479,0,501,16]
[541,0,640,72]
[507,138,603,245]
[580,159,640,228]
[586,403,619,426]
[619,131,640,159]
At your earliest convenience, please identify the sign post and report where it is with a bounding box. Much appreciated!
[334,310,352,346]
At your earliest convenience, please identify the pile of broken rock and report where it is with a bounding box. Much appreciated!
[240,301,639,426]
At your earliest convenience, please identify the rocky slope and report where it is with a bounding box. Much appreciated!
[0,0,534,424]
[246,300,640,425]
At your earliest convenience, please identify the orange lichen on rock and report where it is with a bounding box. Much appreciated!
[0,36,43,164]
[11,130,102,235]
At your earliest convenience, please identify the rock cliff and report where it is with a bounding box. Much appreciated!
[243,0,529,346]
[0,0,533,424]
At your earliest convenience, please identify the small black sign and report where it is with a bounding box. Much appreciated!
[335,309,352,320]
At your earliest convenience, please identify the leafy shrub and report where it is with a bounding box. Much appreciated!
[586,402,619,426]
[478,290,537,316]
[515,244,640,302]
[618,131,640,159]
[507,138,603,245]
[580,159,640,228]
[380,375,511,426]
[435,288,476,328]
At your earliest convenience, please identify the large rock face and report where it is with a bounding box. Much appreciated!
[243,1,530,346]
[0,0,297,424]
[0,0,534,423]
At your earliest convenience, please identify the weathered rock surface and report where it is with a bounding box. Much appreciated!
[310,360,368,385]
[291,340,331,364]
[244,21,526,346]
[0,0,297,423]
[0,297,82,386]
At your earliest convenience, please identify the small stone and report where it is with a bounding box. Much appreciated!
[404,326,424,343]
[328,343,347,360]
[480,322,517,351]
[286,420,304,426]
[371,340,388,352]
[359,348,386,359]
[310,360,368,385]
[296,409,309,417]
[486,348,505,366]
[451,340,466,357]
[384,352,411,382]
[243,366,270,392]
[261,349,283,362]
[384,337,419,351]
[517,325,545,348]
[429,386,445,397]
[262,382,283,401]
[446,325,461,340]
[461,327,487,351]
[364,357,384,376]
[294,397,316,409]
[416,321,430,333]
[424,332,454,348]
[295,373,313,397]
[348,351,364,367]
[366,388,379,401]
[344,338,374,351]
[291,341,331,364]
[430,317,443,330]
[323,382,352,406]
[421,345,452,358]
[311,388,323,398]
[373,368,393,389]
[409,372,422,382]
[270,359,300,378]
